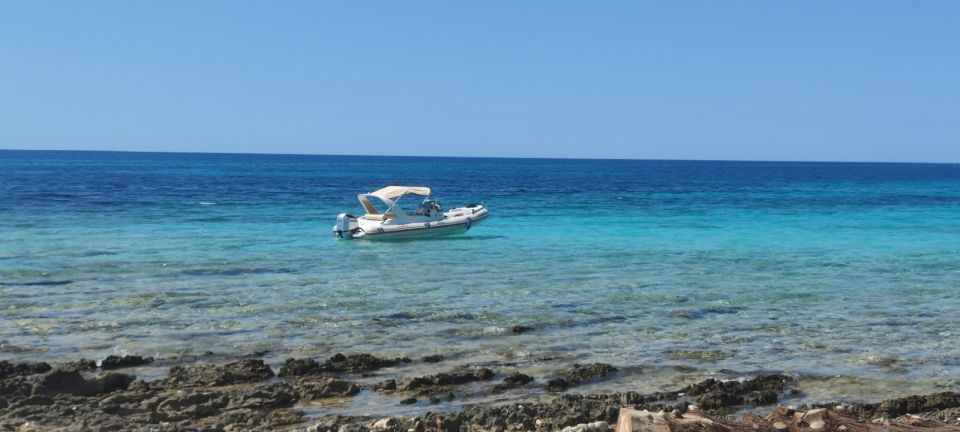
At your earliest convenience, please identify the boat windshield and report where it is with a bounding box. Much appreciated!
[414,199,441,216]
[365,198,391,215]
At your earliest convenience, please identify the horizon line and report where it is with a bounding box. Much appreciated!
[1,147,958,165]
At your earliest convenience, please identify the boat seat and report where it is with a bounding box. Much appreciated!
[362,213,396,221]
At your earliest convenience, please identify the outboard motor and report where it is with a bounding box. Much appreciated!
[334,213,357,239]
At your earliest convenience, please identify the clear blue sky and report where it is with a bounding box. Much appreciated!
[2,1,958,162]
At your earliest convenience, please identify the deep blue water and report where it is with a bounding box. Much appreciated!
[2,150,960,403]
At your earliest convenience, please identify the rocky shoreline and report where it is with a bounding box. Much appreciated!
[2,353,960,431]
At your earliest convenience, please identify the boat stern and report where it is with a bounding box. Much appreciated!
[332,213,361,239]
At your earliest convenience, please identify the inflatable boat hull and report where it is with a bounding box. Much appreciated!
[333,205,489,241]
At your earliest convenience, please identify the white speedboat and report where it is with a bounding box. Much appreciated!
[333,186,489,240]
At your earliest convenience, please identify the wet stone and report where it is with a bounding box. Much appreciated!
[0,360,52,379]
[375,379,397,391]
[547,363,618,392]
[389,367,495,392]
[322,353,412,373]
[279,357,326,377]
[295,377,361,400]
[680,374,795,411]
[163,359,275,387]
[493,372,535,392]
[227,382,300,410]
[63,359,98,371]
[280,353,412,377]
[101,355,154,370]
[546,378,571,392]
[32,369,135,397]
[847,391,960,420]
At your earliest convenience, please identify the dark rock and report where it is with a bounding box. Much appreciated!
[375,379,397,391]
[546,363,617,392]
[163,359,275,387]
[0,360,52,379]
[279,353,411,377]
[400,397,417,405]
[323,353,412,373]
[847,391,960,420]
[156,391,230,421]
[545,378,570,392]
[458,393,624,430]
[211,407,304,430]
[63,359,97,371]
[567,363,617,383]
[680,373,794,410]
[0,375,34,400]
[511,325,535,334]
[278,357,325,377]
[390,367,495,391]
[422,355,445,363]
[493,372,535,392]
[228,382,300,409]
[101,354,154,370]
[32,369,135,397]
[295,378,361,400]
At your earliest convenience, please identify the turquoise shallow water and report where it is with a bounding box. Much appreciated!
[2,150,960,402]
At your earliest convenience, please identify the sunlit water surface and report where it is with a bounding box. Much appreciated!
[2,151,959,406]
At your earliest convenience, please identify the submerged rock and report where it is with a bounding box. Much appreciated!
[493,372,535,392]
[511,325,535,334]
[375,379,397,391]
[101,354,154,370]
[546,377,571,392]
[547,363,618,392]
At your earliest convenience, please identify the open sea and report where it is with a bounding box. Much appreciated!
[2,150,960,407]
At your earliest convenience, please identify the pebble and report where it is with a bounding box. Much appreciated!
[373,417,397,429]
[559,421,610,432]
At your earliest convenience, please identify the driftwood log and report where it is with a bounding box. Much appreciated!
[615,405,960,432]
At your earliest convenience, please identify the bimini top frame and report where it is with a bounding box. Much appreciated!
[357,185,431,222]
